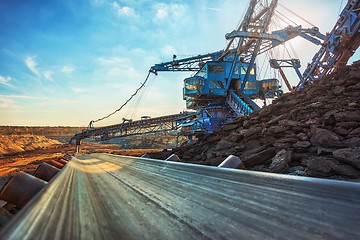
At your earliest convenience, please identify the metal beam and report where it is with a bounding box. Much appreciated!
[298,0,360,89]
[1,154,360,239]
[150,51,223,72]
[70,112,197,142]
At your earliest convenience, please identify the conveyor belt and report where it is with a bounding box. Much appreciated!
[70,112,197,143]
[1,153,360,239]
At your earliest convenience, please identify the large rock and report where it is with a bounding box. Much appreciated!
[228,131,245,142]
[342,138,360,148]
[335,111,360,122]
[349,128,360,137]
[221,122,239,131]
[305,157,339,177]
[333,127,350,136]
[293,141,311,148]
[242,140,261,152]
[267,126,287,135]
[337,121,359,129]
[332,164,360,179]
[243,127,262,139]
[310,128,343,149]
[322,111,336,126]
[241,148,276,167]
[206,134,222,143]
[296,133,309,141]
[267,114,287,125]
[269,149,291,173]
[278,120,302,128]
[334,86,345,95]
[333,148,360,169]
[215,139,236,151]
[352,82,360,89]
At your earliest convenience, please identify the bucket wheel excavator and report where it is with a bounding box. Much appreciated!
[70,0,359,146]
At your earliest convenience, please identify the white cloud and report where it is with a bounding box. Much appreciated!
[93,55,143,92]
[61,65,74,74]
[154,3,168,20]
[0,96,30,110]
[156,8,168,20]
[24,56,56,81]
[0,97,17,109]
[25,56,40,77]
[120,6,135,16]
[0,75,13,88]
[112,2,137,17]
[204,7,222,11]
[0,95,36,111]
[112,1,120,9]
[71,87,88,94]
[43,70,53,81]
[0,95,37,99]
[154,3,187,21]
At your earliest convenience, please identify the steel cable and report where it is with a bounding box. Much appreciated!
[278,3,316,27]
[92,71,152,124]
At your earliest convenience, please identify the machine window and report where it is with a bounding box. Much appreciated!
[209,80,224,89]
[196,66,207,78]
[208,65,224,73]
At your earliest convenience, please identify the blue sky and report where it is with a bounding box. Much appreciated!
[0,0,357,126]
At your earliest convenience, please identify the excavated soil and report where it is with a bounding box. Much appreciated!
[0,143,158,189]
[0,134,62,155]
[169,63,360,181]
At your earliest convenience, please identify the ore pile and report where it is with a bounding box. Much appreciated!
[173,63,360,180]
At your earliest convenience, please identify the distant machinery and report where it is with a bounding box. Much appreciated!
[71,0,359,145]
[149,0,326,137]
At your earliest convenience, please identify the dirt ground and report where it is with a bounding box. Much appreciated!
[0,142,161,190]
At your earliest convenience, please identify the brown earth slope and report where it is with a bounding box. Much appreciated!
[172,63,360,180]
[0,126,82,143]
[0,135,61,155]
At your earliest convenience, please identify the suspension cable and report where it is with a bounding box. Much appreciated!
[91,70,153,124]
[124,74,153,119]
[275,10,298,26]
[278,3,316,27]
[129,73,156,120]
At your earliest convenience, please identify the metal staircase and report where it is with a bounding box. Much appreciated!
[226,90,254,117]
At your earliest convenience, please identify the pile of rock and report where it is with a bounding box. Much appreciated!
[172,63,360,180]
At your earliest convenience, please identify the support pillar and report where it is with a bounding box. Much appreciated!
[75,139,81,153]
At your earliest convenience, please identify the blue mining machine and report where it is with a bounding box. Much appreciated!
[149,0,327,137]
[71,0,359,144]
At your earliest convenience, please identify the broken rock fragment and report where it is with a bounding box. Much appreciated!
[310,128,343,149]
[269,149,291,173]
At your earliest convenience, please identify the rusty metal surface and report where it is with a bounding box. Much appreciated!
[33,163,60,182]
[55,158,68,165]
[48,160,64,169]
[0,172,47,208]
[1,153,360,239]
